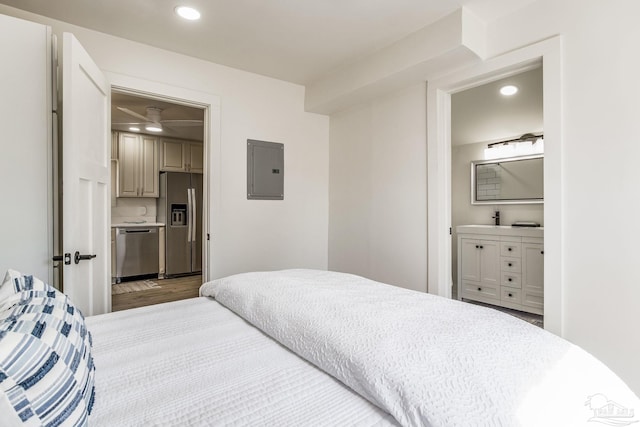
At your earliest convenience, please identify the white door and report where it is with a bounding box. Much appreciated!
[61,33,110,316]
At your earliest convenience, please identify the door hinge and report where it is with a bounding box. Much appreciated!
[449,227,452,235]
[207,233,210,241]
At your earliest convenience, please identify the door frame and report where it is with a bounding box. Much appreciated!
[105,72,221,282]
[426,36,564,336]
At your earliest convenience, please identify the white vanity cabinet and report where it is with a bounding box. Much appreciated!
[522,243,544,311]
[457,225,544,315]
[459,238,500,300]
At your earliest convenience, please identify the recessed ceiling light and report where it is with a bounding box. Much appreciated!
[129,126,140,132]
[145,124,163,132]
[175,6,201,20]
[500,85,518,96]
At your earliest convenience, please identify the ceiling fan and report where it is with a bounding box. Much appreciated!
[113,106,203,133]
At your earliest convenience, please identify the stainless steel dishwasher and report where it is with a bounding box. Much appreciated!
[115,227,159,283]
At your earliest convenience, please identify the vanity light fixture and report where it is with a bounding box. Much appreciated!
[500,85,518,96]
[484,133,544,160]
[175,6,201,20]
[129,126,140,132]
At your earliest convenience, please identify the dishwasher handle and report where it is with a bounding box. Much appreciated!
[119,228,157,234]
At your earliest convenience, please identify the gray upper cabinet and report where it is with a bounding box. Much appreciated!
[160,138,203,173]
[117,132,159,198]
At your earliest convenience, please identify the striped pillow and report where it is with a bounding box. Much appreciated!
[0,269,23,307]
[0,272,95,426]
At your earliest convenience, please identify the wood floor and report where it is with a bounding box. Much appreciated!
[112,275,203,312]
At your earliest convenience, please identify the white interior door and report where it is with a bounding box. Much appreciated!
[61,33,110,316]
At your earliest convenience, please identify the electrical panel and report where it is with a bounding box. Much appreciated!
[247,139,284,200]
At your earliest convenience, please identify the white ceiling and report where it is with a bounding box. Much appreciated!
[451,66,543,146]
[111,92,204,141]
[2,0,540,141]
[0,0,536,85]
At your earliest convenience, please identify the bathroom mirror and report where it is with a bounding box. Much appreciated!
[471,154,543,204]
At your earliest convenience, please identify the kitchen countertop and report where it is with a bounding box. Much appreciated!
[111,222,165,228]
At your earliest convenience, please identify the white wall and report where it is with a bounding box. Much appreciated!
[483,0,640,397]
[450,142,544,286]
[329,83,427,292]
[328,0,640,395]
[0,5,330,280]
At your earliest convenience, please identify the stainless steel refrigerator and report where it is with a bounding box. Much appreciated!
[158,172,203,276]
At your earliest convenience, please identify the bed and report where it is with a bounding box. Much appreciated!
[1,269,638,426]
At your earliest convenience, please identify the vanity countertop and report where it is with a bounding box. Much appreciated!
[111,222,165,228]
[456,224,543,237]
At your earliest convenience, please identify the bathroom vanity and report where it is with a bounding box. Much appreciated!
[457,225,544,315]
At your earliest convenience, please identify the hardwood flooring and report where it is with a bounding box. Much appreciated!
[112,275,203,312]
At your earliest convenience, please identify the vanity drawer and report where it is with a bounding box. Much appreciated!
[501,257,521,273]
[501,272,521,288]
[461,281,499,300]
[501,242,521,257]
[501,288,522,304]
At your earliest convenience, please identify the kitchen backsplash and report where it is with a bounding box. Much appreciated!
[112,198,157,224]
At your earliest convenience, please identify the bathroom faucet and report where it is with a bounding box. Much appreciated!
[492,211,500,226]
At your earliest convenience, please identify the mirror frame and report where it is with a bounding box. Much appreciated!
[470,154,544,205]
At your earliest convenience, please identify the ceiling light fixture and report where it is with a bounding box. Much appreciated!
[500,85,518,96]
[145,124,163,132]
[175,6,201,20]
[129,126,140,132]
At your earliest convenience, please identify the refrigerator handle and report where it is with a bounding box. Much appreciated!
[187,188,192,242]
[191,188,197,243]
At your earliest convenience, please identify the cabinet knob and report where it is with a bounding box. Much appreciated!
[508,293,513,297]
[479,245,484,249]
[541,251,544,255]
[477,287,482,291]
[508,263,512,267]
[508,247,512,252]
[508,278,512,282]
[475,245,479,249]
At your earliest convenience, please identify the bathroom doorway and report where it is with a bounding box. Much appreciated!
[450,66,544,301]
[426,37,562,334]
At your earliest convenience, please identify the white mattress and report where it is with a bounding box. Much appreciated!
[202,269,640,427]
[86,297,397,426]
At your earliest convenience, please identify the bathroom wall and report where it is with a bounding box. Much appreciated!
[450,141,544,285]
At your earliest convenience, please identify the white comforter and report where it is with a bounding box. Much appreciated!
[200,269,640,427]
[86,297,397,426]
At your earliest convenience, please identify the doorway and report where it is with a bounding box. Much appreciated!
[450,66,543,302]
[109,89,206,310]
[426,36,563,335]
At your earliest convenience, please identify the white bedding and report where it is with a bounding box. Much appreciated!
[86,297,397,426]
[201,269,640,427]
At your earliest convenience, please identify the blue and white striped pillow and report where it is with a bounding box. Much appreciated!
[0,272,95,426]
[0,269,23,307]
